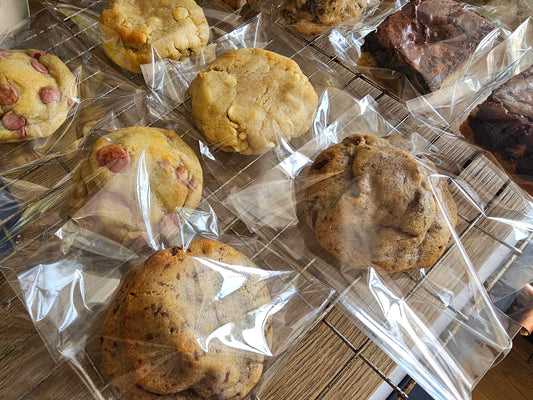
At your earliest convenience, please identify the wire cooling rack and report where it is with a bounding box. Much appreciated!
[1,2,531,400]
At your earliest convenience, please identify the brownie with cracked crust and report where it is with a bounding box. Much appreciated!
[460,66,533,195]
[359,0,495,94]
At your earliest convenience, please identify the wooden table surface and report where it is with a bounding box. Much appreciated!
[1,1,532,399]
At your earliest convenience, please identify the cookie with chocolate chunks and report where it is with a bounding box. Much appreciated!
[0,49,77,143]
[69,126,203,244]
[102,239,271,400]
[305,134,457,273]
[281,0,367,36]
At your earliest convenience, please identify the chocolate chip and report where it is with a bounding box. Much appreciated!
[312,153,333,170]
[31,50,46,60]
[95,144,130,173]
[2,110,26,131]
[0,83,18,105]
[0,49,12,58]
[39,86,61,104]
[146,333,153,340]
[30,58,48,74]
[152,304,163,316]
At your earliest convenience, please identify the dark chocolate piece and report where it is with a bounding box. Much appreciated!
[465,66,533,183]
[361,0,495,94]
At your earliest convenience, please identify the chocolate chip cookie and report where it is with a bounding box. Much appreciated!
[305,134,457,273]
[69,126,203,244]
[99,0,209,73]
[189,48,319,155]
[0,49,77,143]
[102,239,271,399]
[281,0,368,36]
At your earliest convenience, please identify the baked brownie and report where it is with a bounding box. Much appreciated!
[360,0,495,94]
[460,66,533,194]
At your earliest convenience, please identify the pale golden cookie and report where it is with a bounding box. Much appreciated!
[189,48,319,155]
[281,0,367,35]
[305,134,458,273]
[102,239,271,399]
[99,0,209,73]
[70,126,203,244]
[0,49,77,143]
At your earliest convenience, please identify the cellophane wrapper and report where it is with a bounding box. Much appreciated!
[327,0,533,100]
[224,89,533,400]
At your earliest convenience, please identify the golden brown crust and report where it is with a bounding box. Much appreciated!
[99,0,209,73]
[305,134,457,273]
[102,239,271,400]
[189,48,318,155]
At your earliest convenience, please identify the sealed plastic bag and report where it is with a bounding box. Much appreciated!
[225,89,532,400]
[140,14,347,201]
[42,0,245,77]
[248,0,382,36]
[0,97,334,400]
[328,0,533,100]
[4,225,332,399]
[0,9,147,174]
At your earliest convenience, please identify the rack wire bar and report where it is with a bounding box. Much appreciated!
[0,1,530,400]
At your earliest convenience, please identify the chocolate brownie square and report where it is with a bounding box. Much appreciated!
[360,0,495,94]
[460,66,533,194]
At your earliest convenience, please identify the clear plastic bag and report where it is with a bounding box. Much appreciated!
[224,89,532,400]
[248,0,383,36]
[405,17,533,325]
[42,0,246,77]
[328,0,533,100]
[0,92,334,399]
[406,17,533,131]
[141,13,347,198]
[0,10,144,174]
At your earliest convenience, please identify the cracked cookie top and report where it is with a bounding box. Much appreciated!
[102,239,271,399]
[305,134,458,273]
[189,48,319,155]
[99,0,209,73]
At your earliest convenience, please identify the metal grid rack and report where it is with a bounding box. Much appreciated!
[0,1,531,400]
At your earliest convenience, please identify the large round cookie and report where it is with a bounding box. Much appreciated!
[305,134,457,273]
[70,126,203,244]
[0,49,77,143]
[99,0,209,74]
[102,239,271,400]
[281,0,368,36]
[189,48,319,155]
